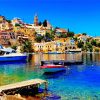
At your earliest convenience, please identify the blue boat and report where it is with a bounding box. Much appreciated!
[0,47,27,61]
[0,53,27,61]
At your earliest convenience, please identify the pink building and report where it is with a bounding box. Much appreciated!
[0,31,10,39]
[0,31,11,45]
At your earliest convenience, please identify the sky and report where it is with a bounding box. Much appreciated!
[0,0,100,37]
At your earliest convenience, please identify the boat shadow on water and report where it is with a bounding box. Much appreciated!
[0,60,27,65]
[42,70,67,79]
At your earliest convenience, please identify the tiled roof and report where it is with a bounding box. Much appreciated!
[56,28,67,33]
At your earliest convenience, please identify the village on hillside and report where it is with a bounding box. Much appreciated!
[0,15,100,53]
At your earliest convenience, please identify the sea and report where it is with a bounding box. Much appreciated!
[0,53,100,100]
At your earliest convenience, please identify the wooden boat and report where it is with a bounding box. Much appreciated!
[40,64,66,73]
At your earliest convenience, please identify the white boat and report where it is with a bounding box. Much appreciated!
[44,51,62,54]
[0,47,27,62]
[66,48,82,53]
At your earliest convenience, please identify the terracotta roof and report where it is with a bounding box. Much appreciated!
[56,28,67,33]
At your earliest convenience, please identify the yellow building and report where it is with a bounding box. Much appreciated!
[33,41,56,53]
[33,41,67,53]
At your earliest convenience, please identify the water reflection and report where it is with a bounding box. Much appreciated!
[0,61,42,86]
[31,53,83,64]
[0,53,100,85]
[42,70,67,79]
[1,53,100,99]
[82,53,100,65]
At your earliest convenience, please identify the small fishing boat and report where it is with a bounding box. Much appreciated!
[40,64,66,73]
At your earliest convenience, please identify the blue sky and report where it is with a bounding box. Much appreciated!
[0,0,100,36]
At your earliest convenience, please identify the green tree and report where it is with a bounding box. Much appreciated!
[22,40,33,53]
[15,23,21,27]
[82,33,87,35]
[77,41,84,48]
[59,34,67,38]
[73,37,78,42]
[67,31,74,37]
[44,32,54,42]
[43,20,47,27]
[11,45,17,50]
[6,20,11,23]
[82,45,88,51]
[38,21,42,26]
[87,42,93,52]
[50,29,55,35]
[35,35,44,42]
[50,34,55,40]
[45,32,50,37]
[91,39,97,46]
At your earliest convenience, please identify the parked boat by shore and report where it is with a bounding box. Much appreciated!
[0,47,27,62]
[0,53,27,62]
[44,51,63,54]
[40,64,66,73]
[66,48,82,53]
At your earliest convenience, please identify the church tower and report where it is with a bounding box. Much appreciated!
[34,14,38,26]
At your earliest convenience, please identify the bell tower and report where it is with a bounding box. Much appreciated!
[34,14,38,26]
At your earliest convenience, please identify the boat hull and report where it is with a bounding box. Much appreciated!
[42,67,66,73]
[0,55,27,61]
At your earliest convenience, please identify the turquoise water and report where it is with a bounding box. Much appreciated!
[0,53,100,99]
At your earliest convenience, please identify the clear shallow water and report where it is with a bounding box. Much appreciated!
[0,53,100,99]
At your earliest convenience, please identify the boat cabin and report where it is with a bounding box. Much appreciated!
[0,47,16,55]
